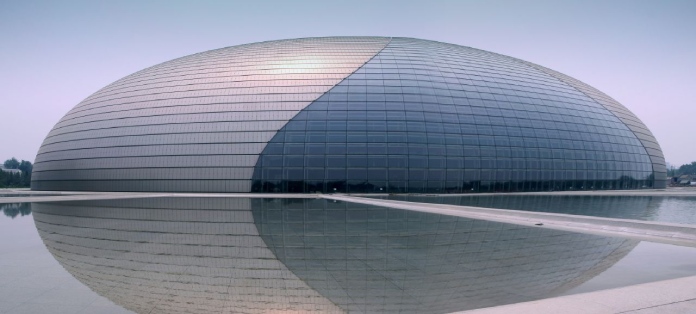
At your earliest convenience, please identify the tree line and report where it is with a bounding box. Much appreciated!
[668,161,696,177]
[1,158,32,188]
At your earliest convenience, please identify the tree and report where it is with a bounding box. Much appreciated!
[2,203,31,218]
[677,161,696,175]
[3,158,19,169]
[0,158,32,188]
[18,160,32,173]
[18,160,32,185]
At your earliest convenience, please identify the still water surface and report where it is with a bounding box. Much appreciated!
[0,197,695,313]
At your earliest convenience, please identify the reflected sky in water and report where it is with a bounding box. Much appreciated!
[0,198,695,313]
[378,195,696,224]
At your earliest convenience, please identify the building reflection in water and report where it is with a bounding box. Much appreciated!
[33,197,637,314]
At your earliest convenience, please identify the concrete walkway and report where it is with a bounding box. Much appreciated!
[459,275,696,314]
[0,191,321,203]
[321,194,696,248]
[2,187,695,203]
[0,192,169,204]
[349,188,696,198]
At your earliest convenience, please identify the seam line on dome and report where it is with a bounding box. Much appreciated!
[314,37,393,102]
[512,60,659,185]
[248,38,394,192]
[266,37,393,134]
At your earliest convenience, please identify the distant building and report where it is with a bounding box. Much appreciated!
[0,167,22,175]
[677,174,694,185]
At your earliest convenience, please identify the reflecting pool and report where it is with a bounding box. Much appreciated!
[0,197,686,313]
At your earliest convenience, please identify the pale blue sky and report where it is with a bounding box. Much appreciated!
[1,0,694,165]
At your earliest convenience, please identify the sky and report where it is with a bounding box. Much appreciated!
[1,0,694,166]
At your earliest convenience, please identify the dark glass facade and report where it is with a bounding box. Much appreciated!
[32,37,666,193]
[252,38,663,193]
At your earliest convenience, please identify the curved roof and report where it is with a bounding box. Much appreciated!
[32,37,666,192]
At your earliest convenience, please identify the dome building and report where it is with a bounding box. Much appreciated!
[32,37,666,193]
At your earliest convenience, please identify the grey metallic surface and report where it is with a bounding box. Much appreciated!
[33,37,389,191]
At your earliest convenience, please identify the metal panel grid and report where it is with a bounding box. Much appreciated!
[252,38,657,193]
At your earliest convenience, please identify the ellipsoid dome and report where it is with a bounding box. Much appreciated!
[32,37,666,193]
